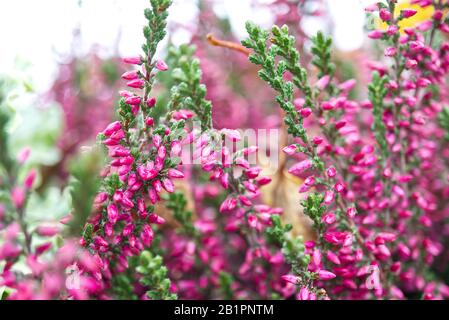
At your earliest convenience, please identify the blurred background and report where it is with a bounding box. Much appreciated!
[0,0,374,93]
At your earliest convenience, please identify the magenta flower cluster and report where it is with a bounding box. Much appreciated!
[2,0,449,300]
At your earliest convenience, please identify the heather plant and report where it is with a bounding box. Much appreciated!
[2,0,449,300]
[243,0,449,299]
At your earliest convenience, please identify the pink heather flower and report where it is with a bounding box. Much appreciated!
[368,30,384,39]
[125,96,142,105]
[36,242,52,255]
[168,168,185,179]
[347,207,357,218]
[158,145,167,159]
[322,212,336,225]
[312,249,321,266]
[384,47,397,57]
[59,214,72,225]
[36,225,60,237]
[173,109,195,120]
[393,185,405,197]
[103,121,121,136]
[335,120,346,129]
[155,60,168,71]
[257,176,271,186]
[386,25,398,36]
[293,98,305,110]
[235,157,250,169]
[315,75,330,90]
[11,187,25,209]
[433,10,443,21]
[243,181,258,193]
[24,169,37,189]
[281,274,299,284]
[147,188,159,204]
[326,167,337,178]
[321,101,335,111]
[219,197,237,213]
[5,223,20,241]
[171,141,182,157]
[107,203,119,225]
[417,77,431,88]
[121,70,139,80]
[410,41,425,52]
[17,147,31,164]
[304,176,315,187]
[283,144,297,155]
[162,178,175,193]
[405,59,418,69]
[338,79,356,92]
[149,214,165,225]
[220,172,229,189]
[298,287,310,300]
[140,224,154,247]
[245,167,262,179]
[239,195,252,206]
[146,97,156,108]
[364,3,378,12]
[288,159,313,176]
[242,146,258,156]
[145,117,154,127]
[312,136,323,145]
[153,135,162,148]
[324,190,334,204]
[440,23,449,33]
[401,9,417,18]
[247,214,257,228]
[221,129,241,141]
[123,56,143,65]
[300,108,312,118]
[418,20,433,31]
[119,90,133,98]
[221,147,231,168]
[360,100,373,109]
[334,182,345,193]
[326,251,341,265]
[318,270,336,280]
[126,79,145,89]
[379,9,392,22]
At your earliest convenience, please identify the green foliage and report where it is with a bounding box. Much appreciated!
[0,108,13,174]
[266,214,292,245]
[143,0,173,59]
[0,287,11,300]
[244,22,332,285]
[438,107,449,141]
[111,273,139,300]
[368,72,389,159]
[167,45,213,130]
[311,31,336,79]
[266,215,310,276]
[137,251,177,300]
[218,271,234,300]
[302,192,326,225]
[242,22,311,145]
[103,173,123,196]
[101,59,121,86]
[68,147,104,236]
[162,191,198,237]
[118,98,136,127]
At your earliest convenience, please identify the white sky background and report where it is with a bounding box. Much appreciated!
[0,0,377,93]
